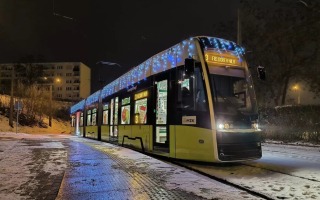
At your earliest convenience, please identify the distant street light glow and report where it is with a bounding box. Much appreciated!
[292,84,301,105]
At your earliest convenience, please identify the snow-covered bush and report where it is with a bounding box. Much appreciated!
[259,105,320,143]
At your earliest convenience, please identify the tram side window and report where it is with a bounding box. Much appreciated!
[92,108,97,126]
[134,90,148,124]
[80,112,83,127]
[114,97,119,125]
[121,97,131,125]
[87,109,92,126]
[135,98,147,124]
[177,64,207,111]
[102,104,109,125]
[195,66,207,111]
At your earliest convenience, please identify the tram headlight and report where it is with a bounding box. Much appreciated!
[218,123,224,129]
[217,122,231,130]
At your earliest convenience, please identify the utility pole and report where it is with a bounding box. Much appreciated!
[9,66,14,128]
[237,8,242,45]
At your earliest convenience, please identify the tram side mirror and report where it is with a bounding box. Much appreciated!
[257,66,266,80]
[184,58,194,77]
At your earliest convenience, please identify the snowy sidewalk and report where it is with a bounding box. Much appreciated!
[56,136,261,200]
[0,132,69,200]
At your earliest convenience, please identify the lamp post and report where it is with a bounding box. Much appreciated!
[43,77,53,127]
[45,77,61,127]
[292,84,301,105]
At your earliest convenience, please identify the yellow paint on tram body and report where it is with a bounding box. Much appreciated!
[173,125,215,162]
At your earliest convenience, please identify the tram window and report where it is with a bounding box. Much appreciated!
[114,97,119,125]
[177,64,207,111]
[102,104,109,125]
[121,105,130,124]
[110,99,114,125]
[134,98,147,124]
[92,108,97,126]
[156,126,167,143]
[195,67,207,111]
[182,85,193,108]
[80,112,83,127]
[121,97,131,125]
[87,109,92,126]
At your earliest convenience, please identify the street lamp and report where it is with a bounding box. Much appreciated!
[44,77,61,127]
[42,77,53,127]
[292,84,301,105]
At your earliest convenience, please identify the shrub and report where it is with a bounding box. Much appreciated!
[259,105,320,143]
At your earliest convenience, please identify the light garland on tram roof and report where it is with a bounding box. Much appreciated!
[70,99,85,113]
[201,37,245,58]
[72,36,246,111]
[85,90,100,106]
[100,37,196,100]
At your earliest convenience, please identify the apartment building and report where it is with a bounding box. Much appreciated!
[0,62,91,101]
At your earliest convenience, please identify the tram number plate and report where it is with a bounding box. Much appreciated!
[182,116,197,125]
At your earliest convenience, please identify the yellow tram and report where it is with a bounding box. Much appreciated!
[70,36,262,162]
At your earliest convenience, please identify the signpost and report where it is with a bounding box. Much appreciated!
[14,100,22,134]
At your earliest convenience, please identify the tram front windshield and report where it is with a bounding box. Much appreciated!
[210,69,257,117]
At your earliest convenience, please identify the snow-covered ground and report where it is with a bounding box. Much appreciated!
[0,114,72,134]
[1,131,319,199]
[182,143,320,199]
[0,132,69,200]
[1,132,262,200]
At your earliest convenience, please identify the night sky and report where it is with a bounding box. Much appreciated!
[0,0,240,92]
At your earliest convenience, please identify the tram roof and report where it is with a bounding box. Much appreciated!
[70,36,245,113]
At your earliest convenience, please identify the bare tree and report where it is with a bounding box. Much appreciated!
[241,0,320,106]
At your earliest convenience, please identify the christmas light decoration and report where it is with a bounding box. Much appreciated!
[73,36,246,110]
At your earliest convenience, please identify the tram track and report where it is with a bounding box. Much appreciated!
[168,159,320,200]
[241,162,320,183]
[153,157,320,200]
[142,152,271,199]
[171,161,273,200]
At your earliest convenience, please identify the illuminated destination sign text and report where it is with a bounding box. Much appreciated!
[205,52,240,66]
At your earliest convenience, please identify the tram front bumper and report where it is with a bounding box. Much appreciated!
[216,131,262,161]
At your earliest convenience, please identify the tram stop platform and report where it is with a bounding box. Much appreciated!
[56,136,259,200]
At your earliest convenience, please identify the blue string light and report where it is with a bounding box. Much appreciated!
[70,99,85,113]
[71,36,246,114]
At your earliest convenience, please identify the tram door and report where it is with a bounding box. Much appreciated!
[153,78,169,152]
[110,97,119,142]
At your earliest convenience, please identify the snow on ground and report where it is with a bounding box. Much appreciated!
[0,114,72,135]
[182,143,320,200]
[0,132,69,199]
[1,128,319,199]
[74,137,262,200]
